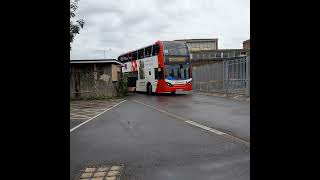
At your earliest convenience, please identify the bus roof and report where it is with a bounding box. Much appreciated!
[118,40,188,58]
[117,40,163,57]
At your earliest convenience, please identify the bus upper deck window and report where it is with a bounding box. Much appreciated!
[152,44,160,56]
[145,46,152,57]
[132,51,137,60]
[138,49,144,59]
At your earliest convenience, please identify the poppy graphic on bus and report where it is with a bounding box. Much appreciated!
[131,60,137,71]
[139,60,145,79]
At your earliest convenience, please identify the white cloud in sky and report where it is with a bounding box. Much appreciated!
[70,0,250,60]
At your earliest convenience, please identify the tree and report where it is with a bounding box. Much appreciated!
[70,0,85,50]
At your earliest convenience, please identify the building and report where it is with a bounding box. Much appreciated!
[174,38,218,52]
[70,59,123,99]
[243,39,250,49]
[191,49,250,66]
[174,38,249,66]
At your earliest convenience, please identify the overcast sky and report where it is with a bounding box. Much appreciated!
[70,0,250,60]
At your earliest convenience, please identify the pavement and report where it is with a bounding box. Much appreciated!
[70,99,124,130]
[70,93,250,180]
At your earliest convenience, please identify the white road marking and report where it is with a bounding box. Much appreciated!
[233,95,243,99]
[70,100,127,133]
[132,99,249,147]
[185,120,226,135]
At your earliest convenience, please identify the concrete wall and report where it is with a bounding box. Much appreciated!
[70,63,120,99]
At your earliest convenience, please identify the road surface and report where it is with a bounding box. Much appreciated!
[132,93,250,141]
[70,94,250,180]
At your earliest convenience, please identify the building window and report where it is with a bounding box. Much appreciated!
[203,53,209,59]
[223,52,229,58]
[240,51,247,56]
[202,42,206,48]
[209,52,215,58]
[229,51,235,57]
[216,52,221,58]
[199,43,204,50]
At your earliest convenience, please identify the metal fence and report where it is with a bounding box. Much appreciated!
[192,56,250,96]
[193,62,224,93]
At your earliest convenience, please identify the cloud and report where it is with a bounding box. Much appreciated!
[70,0,250,59]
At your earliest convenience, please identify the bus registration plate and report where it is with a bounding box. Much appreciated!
[176,89,183,91]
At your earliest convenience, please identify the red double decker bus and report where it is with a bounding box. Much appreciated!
[118,40,192,95]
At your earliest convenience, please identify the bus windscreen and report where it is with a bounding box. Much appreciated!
[163,41,189,56]
[165,63,191,80]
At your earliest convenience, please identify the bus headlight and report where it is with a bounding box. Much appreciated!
[166,82,173,87]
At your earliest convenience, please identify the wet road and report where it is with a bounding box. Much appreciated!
[132,92,250,141]
[70,97,250,180]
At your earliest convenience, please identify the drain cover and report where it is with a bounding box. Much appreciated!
[78,165,124,180]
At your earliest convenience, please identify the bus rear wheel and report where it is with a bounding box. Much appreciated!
[147,84,152,95]
[171,91,176,95]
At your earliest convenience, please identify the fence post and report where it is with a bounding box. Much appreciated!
[245,56,250,96]
[223,60,229,96]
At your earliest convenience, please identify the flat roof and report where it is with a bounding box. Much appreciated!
[174,38,218,42]
[70,59,123,65]
[190,49,249,52]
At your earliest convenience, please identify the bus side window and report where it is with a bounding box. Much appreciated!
[154,68,164,79]
[152,44,160,56]
[132,51,137,61]
[125,54,130,62]
[128,52,132,61]
[145,46,152,57]
[138,49,144,59]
